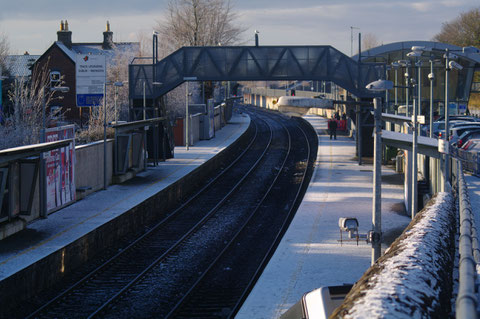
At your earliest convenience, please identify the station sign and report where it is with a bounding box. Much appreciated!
[76,54,106,107]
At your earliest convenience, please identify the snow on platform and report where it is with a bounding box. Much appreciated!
[0,113,250,282]
[236,115,410,319]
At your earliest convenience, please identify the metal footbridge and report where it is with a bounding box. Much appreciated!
[129,45,384,103]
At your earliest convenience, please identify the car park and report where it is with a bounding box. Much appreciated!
[435,115,480,122]
[456,130,480,148]
[436,120,471,138]
[449,126,480,145]
[461,138,480,152]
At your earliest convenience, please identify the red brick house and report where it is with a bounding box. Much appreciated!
[32,20,139,126]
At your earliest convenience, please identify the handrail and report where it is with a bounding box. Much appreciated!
[456,159,480,318]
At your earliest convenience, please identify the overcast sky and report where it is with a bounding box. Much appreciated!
[1,0,478,56]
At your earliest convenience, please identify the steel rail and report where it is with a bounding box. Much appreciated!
[456,159,480,319]
[27,116,262,319]
[165,109,311,318]
[88,115,275,318]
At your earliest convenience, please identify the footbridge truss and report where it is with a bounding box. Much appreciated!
[129,45,384,103]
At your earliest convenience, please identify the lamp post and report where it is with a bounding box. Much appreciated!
[407,48,424,218]
[366,79,393,264]
[152,81,163,165]
[113,81,125,124]
[428,59,435,138]
[398,60,410,116]
[405,67,410,117]
[391,62,399,113]
[350,26,359,56]
[41,86,69,216]
[443,49,463,190]
[103,82,108,189]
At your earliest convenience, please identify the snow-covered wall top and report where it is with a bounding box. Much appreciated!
[331,192,456,318]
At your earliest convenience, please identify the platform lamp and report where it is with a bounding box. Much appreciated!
[151,81,163,165]
[391,62,400,113]
[366,79,393,264]
[112,81,126,124]
[442,49,463,190]
[406,48,424,218]
[41,85,69,217]
[398,60,410,116]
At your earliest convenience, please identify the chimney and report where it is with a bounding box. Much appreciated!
[57,20,72,48]
[103,21,115,50]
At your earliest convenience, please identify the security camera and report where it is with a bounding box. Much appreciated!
[407,51,422,57]
[428,73,435,80]
[411,46,425,51]
[365,79,393,91]
[449,60,463,70]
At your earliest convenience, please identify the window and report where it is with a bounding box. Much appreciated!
[50,71,61,86]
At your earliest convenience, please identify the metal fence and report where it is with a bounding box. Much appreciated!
[452,148,480,176]
[455,160,480,318]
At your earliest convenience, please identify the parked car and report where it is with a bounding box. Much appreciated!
[436,120,470,138]
[461,138,480,151]
[456,130,480,148]
[450,126,480,145]
[435,115,480,122]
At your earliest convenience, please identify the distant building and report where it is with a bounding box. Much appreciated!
[32,20,139,125]
[357,41,480,117]
[5,52,40,78]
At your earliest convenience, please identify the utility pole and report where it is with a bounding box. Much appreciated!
[350,26,360,56]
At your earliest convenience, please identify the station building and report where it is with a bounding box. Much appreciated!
[31,20,139,126]
[358,41,480,118]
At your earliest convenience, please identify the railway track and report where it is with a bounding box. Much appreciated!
[26,106,318,319]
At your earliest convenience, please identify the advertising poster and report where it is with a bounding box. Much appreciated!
[45,125,76,213]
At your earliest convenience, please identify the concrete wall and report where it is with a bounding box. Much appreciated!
[0,120,254,314]
[189,114,201,145]
[75,140,114,199]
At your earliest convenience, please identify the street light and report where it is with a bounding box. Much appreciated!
[350,26,360,56]
[112,81,125,124]
[443,49,463,190]
[398,60,411,116]
[391,62,400,113]
[407,48,423,218]
[366,79,393,265]
[428,60,435,138]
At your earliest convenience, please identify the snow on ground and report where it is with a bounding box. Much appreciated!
[333,192,456,318]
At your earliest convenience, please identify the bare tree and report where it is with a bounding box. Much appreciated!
[155,0,245,117]
[362,33,380,51]
[1,62,64,149]
[433,7,480,47]
[157,0,245,51]
[0,31,9,73]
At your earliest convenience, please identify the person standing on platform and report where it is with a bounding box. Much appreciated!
[328,117,337,140]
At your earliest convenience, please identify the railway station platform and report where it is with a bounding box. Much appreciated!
[236,115,412,319]
[3,109,477,318]
[0,113,250,311]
